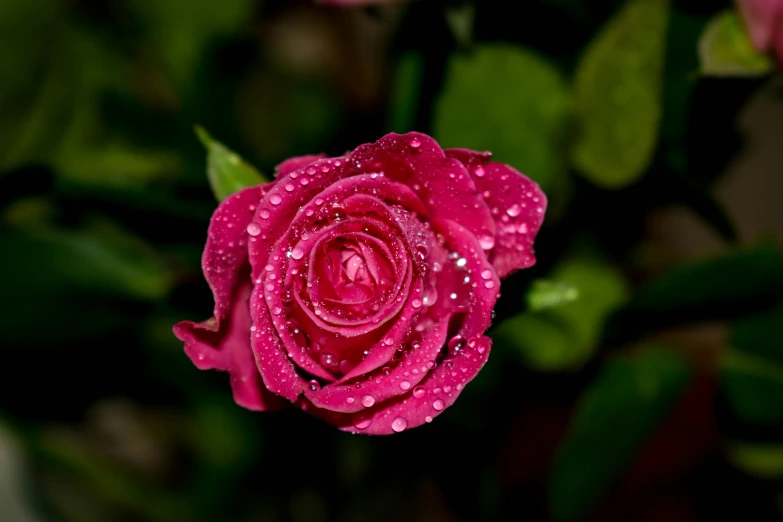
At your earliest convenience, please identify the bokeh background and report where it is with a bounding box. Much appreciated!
[2,0,783,521]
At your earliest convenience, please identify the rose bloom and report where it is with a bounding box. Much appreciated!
[737,0,783,65]
[174,132,545,434]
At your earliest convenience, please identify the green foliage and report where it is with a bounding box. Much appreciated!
[721,301,783,426]
[493,256,628,371]
[571,0,669,188]
[616,242,783,332]
[196,126,267,202]
[550,348,691,522]
[388,52,425,133]
[726,442,783,478]
[526,279,580,312]
[434,44,571,193]
[698,9,774,77]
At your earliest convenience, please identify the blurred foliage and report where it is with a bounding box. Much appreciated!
[0,0,781,521]
[699,9,774,77]
[570,0,669,188]
[196,126,267,201]
[550,347,692,522]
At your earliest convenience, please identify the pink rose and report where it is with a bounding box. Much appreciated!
[737,0,783,65]
[173,132,546,434]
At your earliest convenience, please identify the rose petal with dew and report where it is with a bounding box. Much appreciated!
[173,185,283,410]
[446,148,547,278]
[348,133,497,252]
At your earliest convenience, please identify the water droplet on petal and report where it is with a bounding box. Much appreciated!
[291,246,304,260]
[481,269,493,280]
[391,417,408,432]
[412,298,422,309]
[422,287,438,306]
[432,399,445,411]
[474,166,485,177]
[346,397,355,404]
[507,204,522,217]
[355,418,372,430]
[425,416,433,423]
[410,138,421,148]
[246,222,261,236]
[308,379,320,391]
[400,380,411,391]
[361,395,375,408]
[270,194,282,205]
[448,335,466,354]
[484,281,495,289]
[284,183,295,192]
[479,235,495,250]
[413,386,426,399]
[260,209,270,219]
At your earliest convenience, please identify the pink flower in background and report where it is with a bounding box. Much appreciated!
[737,0,783,64]
[173,132,546,435]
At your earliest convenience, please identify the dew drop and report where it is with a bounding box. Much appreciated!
[422,287,438,307]
[507,204,522,217]
[481,269,493,280]
[308,379,320,391]
[260,209,270,219]
[412,298,422,309]
[474,166,485,177]
[391,417,408,432]
[246,222,261,236]
[484,280,495,289]
[410,138,421,148]
[270,194,282,205]
[284,183,295,192]
[361,395,375,408]
[346,397,355,404]
[291,246,304,260]
[413,386,426,399]
[400,380,411,391]
[355,418,372,430]
[479,235,495,250]
[448,335,466,354]
[432,399,445,411]
[425,416,433,423]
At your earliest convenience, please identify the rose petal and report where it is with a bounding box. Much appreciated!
[737,0,779,53]
[275,154,326,178]
[348,133,496,250]
[173,184,283,410]
[446,149,547,278]
[307,336,492,434]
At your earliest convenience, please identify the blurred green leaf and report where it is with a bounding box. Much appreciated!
[612,242,783,338]
[571,0,669,188]
[722,302,783,426]
[433,44,571,193]
[698,9,774,77]
[388,52,424,133]
[493,256,628,371]
[726,441,783,478]
[129,0,256,93]
[526,279,580,312]
[0,421,42,522]
[0,225,171,301]
[550,348,691,522]
[196,126,266,202]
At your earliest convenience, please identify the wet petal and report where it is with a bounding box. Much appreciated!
[446,149,546,278]
[173,184,282,410]
[275,154,326,178]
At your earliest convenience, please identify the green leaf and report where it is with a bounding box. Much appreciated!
[726,441,783,478]
[722,350,783,426]
[550,348,691,522]
[526,279,580,312]
[611,242,783,339]
[433,44,571,193]
[387,52,425,134]
[698,9,774,77]
[571,0,669,188]
[493,256,628,371]
[196,126,266,202]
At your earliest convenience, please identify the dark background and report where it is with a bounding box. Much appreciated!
[1,0,782,521]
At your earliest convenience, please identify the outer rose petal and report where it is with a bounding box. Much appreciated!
[446,148,547,278]
[274,154,325,178]
[173,184,283,411]
[306,336,492,435]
